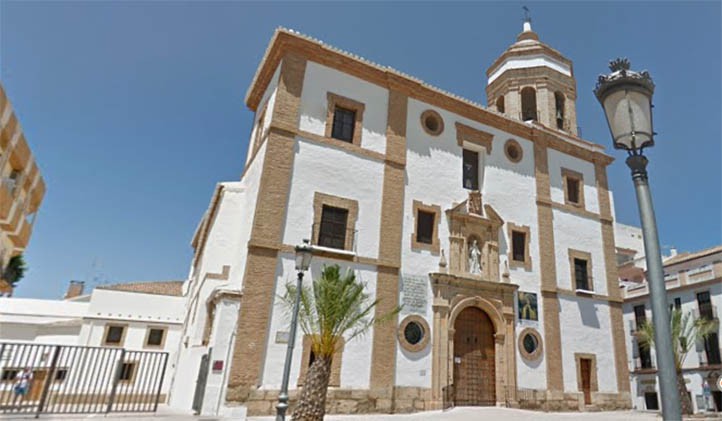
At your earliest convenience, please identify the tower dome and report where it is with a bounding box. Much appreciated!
[486,19,578,135]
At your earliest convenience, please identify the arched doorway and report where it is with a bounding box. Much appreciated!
[453,307,496,406]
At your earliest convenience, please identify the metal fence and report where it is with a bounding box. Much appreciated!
[0,342,168,417]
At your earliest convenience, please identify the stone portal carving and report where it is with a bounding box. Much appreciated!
[446,192,504,281]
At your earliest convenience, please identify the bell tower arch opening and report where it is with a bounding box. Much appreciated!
[554,91,566,130]
[520,87,537,122]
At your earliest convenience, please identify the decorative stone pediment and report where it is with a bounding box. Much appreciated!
[445,192,504,282]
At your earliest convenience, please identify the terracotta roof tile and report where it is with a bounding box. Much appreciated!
[97,280,184,297]
[663,245,722,266]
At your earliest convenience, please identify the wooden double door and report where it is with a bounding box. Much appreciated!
[453,307,496,406]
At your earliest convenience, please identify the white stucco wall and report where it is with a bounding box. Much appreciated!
[488,54,572,85]
[559,296,617,393]
[615,222,645,258]
[283,138,385,258]
[552,210,607,295]
[247,66,280,165]
[548,149,600,215]
[298,61,389,155]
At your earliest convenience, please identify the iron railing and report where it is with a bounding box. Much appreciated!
[0,342,168,417]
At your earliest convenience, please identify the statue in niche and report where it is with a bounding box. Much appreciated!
[468,240,482,275]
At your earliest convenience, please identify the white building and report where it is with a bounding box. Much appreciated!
[622,245,722,413]
[0,280,184,406]
[170,21,638,418]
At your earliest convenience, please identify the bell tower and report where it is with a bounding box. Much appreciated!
[486,16,578,135]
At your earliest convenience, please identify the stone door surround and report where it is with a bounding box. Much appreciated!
[429,272,518,409]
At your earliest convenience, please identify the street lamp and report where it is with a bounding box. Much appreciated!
[276,239,313,421]
[595,58,681,420]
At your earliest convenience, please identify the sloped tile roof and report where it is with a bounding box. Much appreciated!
[97,280,184,297]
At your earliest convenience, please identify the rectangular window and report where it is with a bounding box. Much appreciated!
[512,231,526,262]
[146,328,165,347]
[54,369,68,382]
[119,362,136,383]
[633,305,646,327]
[318,205,348,249]
[566,178,580,204]
[574,258,589,291]
[103,325,125,346]
[462,149,479,190]
[331,107,356,142]
[674,297,681,311]
[416,210,435,244]
[1,369,18,382]
[633,305,653,369]
[697,291,713,319]
[562,168,584,208]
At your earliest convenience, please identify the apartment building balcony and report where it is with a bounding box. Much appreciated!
[8,135,31,170]
[9,217,32,249]
[0,195,24,232]
[0,113,17,151]
[29,178,45,214]
[0,178,13,220]
[632,357,656,373]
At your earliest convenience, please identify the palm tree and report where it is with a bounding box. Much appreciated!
[636,308,719,414]
[3,254,27,287]
[281,264,399,421]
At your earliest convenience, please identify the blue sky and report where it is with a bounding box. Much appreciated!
[1,2,720,299]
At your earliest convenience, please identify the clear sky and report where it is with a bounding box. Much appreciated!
[1,1,720,299]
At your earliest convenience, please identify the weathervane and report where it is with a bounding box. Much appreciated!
[523,6,531,24]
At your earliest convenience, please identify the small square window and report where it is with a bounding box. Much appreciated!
[416,211,435,244]
[104,325,125,346]
[331,107,356,142]
[511,231,526,262]
[574,258,590,290]
[562,169,584,209]
[146,328,165,347]
[119,362,136,383]
[319,205,349,249]
[567,178,580,204]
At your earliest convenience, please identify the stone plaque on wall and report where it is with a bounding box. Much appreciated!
[275,331,289,344]
[401,274,428,314]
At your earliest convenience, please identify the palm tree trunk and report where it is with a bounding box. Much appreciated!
[677,369,693,415]
[292,356,332,421]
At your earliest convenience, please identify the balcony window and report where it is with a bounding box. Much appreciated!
[318,206,348,250]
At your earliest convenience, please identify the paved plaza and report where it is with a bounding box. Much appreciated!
[0,406,673,421]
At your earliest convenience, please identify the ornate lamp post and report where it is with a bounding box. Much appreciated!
[275,239,313,421]
[595,58,681,420]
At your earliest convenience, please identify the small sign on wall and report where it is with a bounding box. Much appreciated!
[275,331,290,344]
[212,360,224,372]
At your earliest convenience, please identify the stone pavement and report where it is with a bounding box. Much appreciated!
[0,406,670,421]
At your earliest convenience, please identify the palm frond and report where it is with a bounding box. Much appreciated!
[280,264,401,358]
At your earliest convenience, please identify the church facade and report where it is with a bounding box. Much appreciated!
[169,22,633,417]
